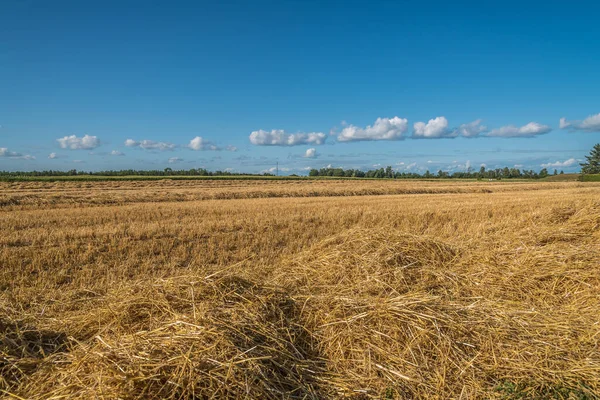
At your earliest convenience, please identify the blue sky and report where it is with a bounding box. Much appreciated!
[1,0,599,174]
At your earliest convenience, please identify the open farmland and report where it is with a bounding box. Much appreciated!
[1,179,600,399]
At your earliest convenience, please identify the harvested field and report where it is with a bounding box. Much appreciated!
[0,179,592,209]
[1,179,600,399]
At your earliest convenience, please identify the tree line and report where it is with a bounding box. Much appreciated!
[0,168,275,178]
[2,143,599,179]
[0,166,562,179]
[309,166,563,179]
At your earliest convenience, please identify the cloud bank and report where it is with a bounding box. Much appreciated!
[452,119,487,138]
[560,113,600,132]
[487,122,551,138]
[250,130,326,146]
[189,136,219,151]
[541,158,578,168]
[413,117,450,138]
[125,139,176,151]
[0,148,35,160]
[304,148,317,158]
[57,134,100,150]
[337,117,408,142]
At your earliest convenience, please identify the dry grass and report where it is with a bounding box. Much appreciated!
[0,179,591,210]
[1,180,599,399]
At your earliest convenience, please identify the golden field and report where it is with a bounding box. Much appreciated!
[1,179,599,399]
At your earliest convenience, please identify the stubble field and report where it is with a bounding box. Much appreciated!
[1,179,599,399]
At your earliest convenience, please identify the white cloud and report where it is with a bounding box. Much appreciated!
[452,119,488,138]
[110,150,124,156]
[73,159,85,163]
[262,166,291,174]
[337,117,408,142]
[304,148,317,158]
[226,145,238,152]
[559,113,600,132]
[413,116,451,138]
[125,139,175,151]
[57,134,100,150]
[249,129,326,146]
[48,152,58,159]
[541,158,577,168]
[168,157,183,164]
[0,147,35,160]
[403,162,418,171]
[487,122,552,138]
[581,114,600,131]
[188,136,220,151]
[465,160,472,171]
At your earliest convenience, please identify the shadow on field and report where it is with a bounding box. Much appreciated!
[212,276,333,399]
[0,318,69,390]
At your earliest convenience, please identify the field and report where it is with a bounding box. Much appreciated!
[544,173,581,182]
[1,179,600,399]
[581,174,600,182]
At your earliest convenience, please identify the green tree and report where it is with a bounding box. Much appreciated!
[385,166,393,178]
[479,165,486,179]
[580,143,600,174]
[333,168,345,177]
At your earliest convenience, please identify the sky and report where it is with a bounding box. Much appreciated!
[1,0,599,174]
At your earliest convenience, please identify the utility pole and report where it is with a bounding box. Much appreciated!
[276,161,279,176]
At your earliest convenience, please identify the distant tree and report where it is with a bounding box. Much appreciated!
[385,166,393,178]
[333,168,345,177]
[479,166,486,178]
[553,169,558,175]
[580,143,600,174]
[560,170,564,175]
[308,169,319,177]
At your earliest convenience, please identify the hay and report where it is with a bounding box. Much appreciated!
[2,182,599,399]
